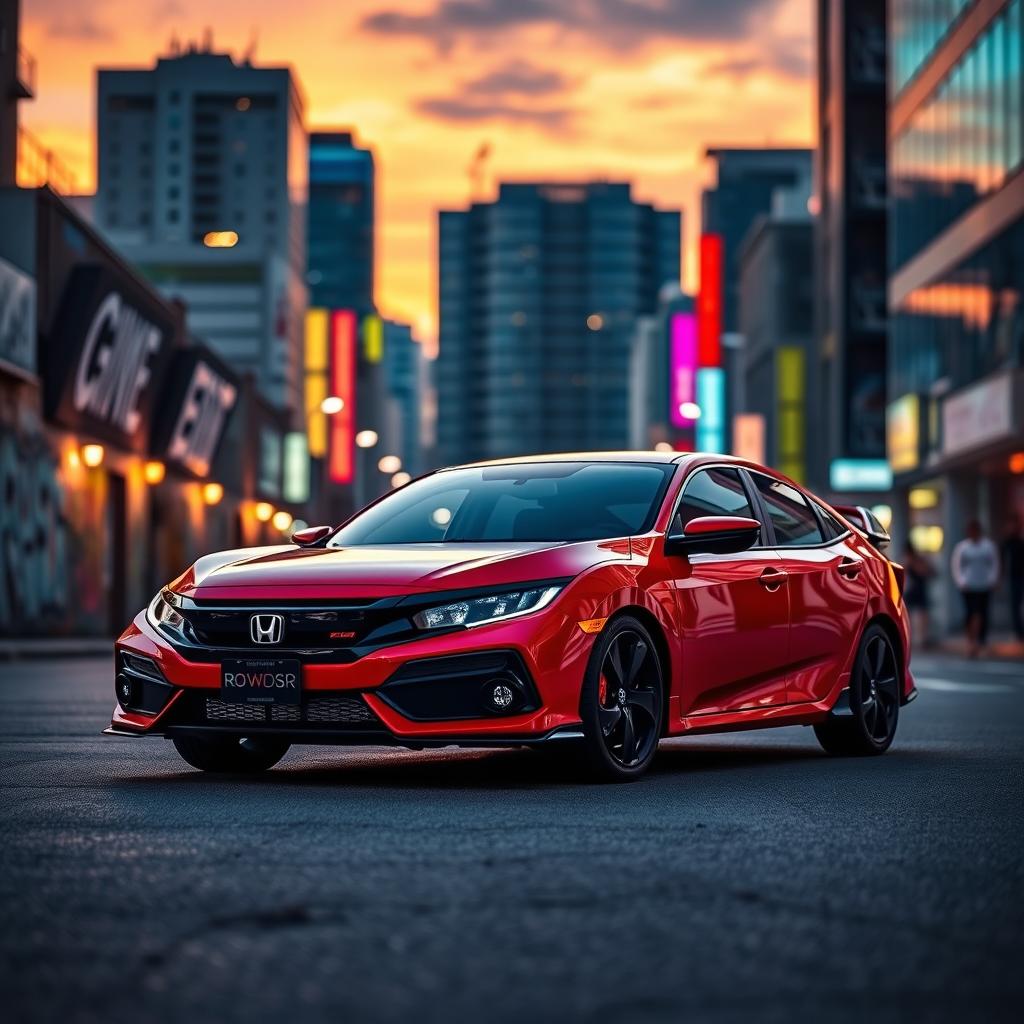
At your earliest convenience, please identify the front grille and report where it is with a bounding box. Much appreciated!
[185,607,374,651]
[202,695,378,726]
[305,696,377,723]
[204,700,267,722]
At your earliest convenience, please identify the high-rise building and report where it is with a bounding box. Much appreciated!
[738,199,814,482]
[627,286,697,451]
[702,148,813,336]
[814,1,889,496]
[307,130,374,314]
[0,0,33,187]
[382,319,426,477]
[887,0,1023,633]
[95,47,308,417]
[438,182,680,465]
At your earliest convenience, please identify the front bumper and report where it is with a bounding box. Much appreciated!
[108,603,596,744]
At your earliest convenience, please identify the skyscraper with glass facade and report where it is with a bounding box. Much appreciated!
[888,0,1023,633]
[702,148,813,336]
[814,1,889,497]
[307,130,374,314]
[437,182,680,465]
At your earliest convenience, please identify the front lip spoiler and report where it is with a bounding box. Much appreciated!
[102,724,586,748]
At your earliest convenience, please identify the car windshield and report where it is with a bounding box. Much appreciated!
[329,462,676,545]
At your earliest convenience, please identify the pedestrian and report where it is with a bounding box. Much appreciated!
[951,519,1000,657]
[902,540,935,647]
[1002,512,1024,642]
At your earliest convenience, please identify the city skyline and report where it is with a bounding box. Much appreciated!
[20,0,815,347]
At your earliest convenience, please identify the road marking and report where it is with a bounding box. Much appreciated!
[915,676,1015,694]
[913,659,1024,678]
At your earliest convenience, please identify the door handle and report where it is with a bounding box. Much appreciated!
[837,557,862,580]
[758,567,787,592]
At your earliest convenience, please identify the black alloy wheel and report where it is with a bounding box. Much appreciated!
[579,616,664,781]
[172,734,291,773]
[814,624,900,756]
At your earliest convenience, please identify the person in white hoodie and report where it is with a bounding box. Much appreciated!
[951,519,1000,657]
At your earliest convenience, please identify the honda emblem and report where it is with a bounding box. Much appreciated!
[250,613,284,644]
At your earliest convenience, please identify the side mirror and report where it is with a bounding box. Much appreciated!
[665,515,762,556]
[290,524,333,548]
[835,504,891,552]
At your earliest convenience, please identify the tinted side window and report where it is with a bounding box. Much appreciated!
[814,503,849,541]
[750,474,824,546]
[677,468,755,527]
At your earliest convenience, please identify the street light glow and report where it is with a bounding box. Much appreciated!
[678,402,702,420]
[391,471,411,488]
[378,454,402,474]
[143,460,166,485]
[81,444,105,468]
[320,395,345,415]
[355,430,379,448]
[272,510,293,532]
[254,502,274,522]
[202,482,224,505]
[203,231,239,248]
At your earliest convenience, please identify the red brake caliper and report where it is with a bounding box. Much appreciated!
[598,673,608,706]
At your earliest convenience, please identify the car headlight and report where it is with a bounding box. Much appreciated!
[146,589,186,636]
[412,586,562,630]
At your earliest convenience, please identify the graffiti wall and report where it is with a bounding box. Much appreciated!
[0,421,70,632]
[0,381,113,636]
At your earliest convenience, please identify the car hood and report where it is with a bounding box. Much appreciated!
[170,538,633,601]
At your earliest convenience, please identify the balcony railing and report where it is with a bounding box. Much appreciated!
[16,126,76,195]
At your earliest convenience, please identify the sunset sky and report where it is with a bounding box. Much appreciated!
[21,0,815,346]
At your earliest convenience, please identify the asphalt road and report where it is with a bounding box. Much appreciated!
[1,653,1022,1024]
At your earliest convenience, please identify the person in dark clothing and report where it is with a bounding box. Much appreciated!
[1003,513,1024,642]
[902,540,935,647]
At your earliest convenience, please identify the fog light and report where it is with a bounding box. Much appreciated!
[491,684,514,710]
[116,672,135,709]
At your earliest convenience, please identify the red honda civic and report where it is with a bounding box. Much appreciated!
[107,453,916,781]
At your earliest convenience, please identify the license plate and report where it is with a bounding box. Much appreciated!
[221,658,301,706]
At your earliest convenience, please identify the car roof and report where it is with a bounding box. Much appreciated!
[445,451,745,470]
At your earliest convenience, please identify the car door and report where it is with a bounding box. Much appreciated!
[745,471,869,705]
[667,466,791,717]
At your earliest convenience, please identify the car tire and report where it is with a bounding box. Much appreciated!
[172,735,290,773]
[814,623,900,757]
[578,615,664,782]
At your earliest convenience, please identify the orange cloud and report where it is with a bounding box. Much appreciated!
[21,0,814,349]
